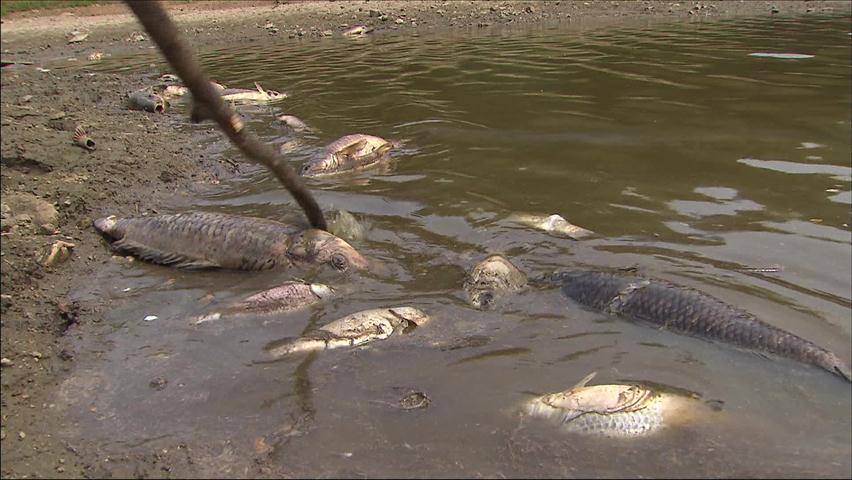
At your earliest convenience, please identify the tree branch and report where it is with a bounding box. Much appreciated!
[124,0,326,230]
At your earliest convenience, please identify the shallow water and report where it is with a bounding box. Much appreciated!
[67,14,851,477]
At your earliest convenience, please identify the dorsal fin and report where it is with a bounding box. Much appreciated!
[254,82,265,94]
[337,138,369,157]
[571,371,597,390]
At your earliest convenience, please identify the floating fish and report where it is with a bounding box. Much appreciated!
[506,213,594,240]
[301,134,394,177]
[546,270,851,381]
[220,82,286,103]
[194,281,333,324]
[463,254,527,309]
[522,372,703,437]
[277,114,310,132]
[265,306,430,357]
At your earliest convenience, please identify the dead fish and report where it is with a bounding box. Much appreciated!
[265,306,430,357]
[277,114,309,132]
[161,85,188,98]
[506,213,594,240]
[463,254,527,310]
[343,25,373,36]
[328,209,366,243]
[159,73,180,83]
[67,30,89,44]
[127,91,166,113]
[41,240,75,267]
[93,212,369,272]
[220,82,287,103]
[522,372,703,437]
[301,134,394,177]
[547,270,852,382]
[72,126,96,151]
[194,281,333,324]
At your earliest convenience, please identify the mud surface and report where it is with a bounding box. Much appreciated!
[1,1,848,477]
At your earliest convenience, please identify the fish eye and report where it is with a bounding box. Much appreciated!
[330,253,349,271]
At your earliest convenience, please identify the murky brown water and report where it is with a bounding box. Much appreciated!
[65,14,850,477]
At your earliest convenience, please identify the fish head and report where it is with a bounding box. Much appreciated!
[266,90,287,100]
[309,283,335,298]
[300,154,341,177]
[464,255,527,308]
[288,229,369,272]
[388,307,431,331]
[93,215,119,237]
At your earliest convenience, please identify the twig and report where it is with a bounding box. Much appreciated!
[123,0,326,230]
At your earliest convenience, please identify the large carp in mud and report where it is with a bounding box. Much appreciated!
[301,134,394,177]
[93,212,368,272]
[522,372,706,438]
[545,270,852,381]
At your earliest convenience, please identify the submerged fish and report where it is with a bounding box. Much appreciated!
[194,281,333,324]
[265,306,430,357]
[464,254,527,309]
[93,212,369,272]
[301,134,394,177]
[277,114,310,132]
[522,372,702,437]
[127,90,166,113]
[328,209,366,243]
[506,213,594,240]
[547,270,852,381]
[220,82,286,103]
[343,25,373,36]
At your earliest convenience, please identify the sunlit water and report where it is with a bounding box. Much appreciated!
[62,14,851,477]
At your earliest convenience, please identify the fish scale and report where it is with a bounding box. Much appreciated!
[551,270,852,382]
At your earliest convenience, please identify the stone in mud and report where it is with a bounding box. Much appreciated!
[1,193,58,232]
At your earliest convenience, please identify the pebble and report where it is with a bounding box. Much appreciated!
[18,431,26,440]
[1,358,12,367]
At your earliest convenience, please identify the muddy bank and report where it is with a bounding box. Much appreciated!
[1,1,849,478]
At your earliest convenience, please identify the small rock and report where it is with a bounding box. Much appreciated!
[321,30,333,36]
[21,95,33,103]
[39,223,58,235]
[18,431,26,440]
[30,351,43,359]
[525,6,535,14]
[144,315,158,322]
[1,358,13,367]
[395,17,405,24]
[368,9,382,17]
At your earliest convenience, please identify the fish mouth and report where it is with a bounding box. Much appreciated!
[154,104,165,113]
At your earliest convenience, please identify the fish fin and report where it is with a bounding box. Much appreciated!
[560,410,584,424]
[374,143,393,157]
[571,371,597,390]
[254,82,265,94]
[110,238,220,270]
[337,139,369,157]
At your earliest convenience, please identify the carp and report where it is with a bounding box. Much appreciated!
[547,270,852,382]
[93,212,369,272]
[265,306,430,357]
[194,281,333,324]
[219,82,286,103]
[522,372,703,437]
[127,90,166,113]
[464,254,527,309]
[506,213,594,240]
[301,134,394,177]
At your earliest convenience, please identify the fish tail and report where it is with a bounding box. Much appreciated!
[73,126,96,150]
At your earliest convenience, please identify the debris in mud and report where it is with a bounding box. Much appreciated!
[1,358,13,367]
[72,126,96,151]
[1,193,59,232]
[67,30,89,44]
[41,240,75,267]
[126,31,147,42]
[398,391,431,410]
[143,315,158,322]
[149,377,168,391]
[87,51,104,61]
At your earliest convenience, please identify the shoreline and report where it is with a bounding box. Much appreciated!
[2,1,850,477]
